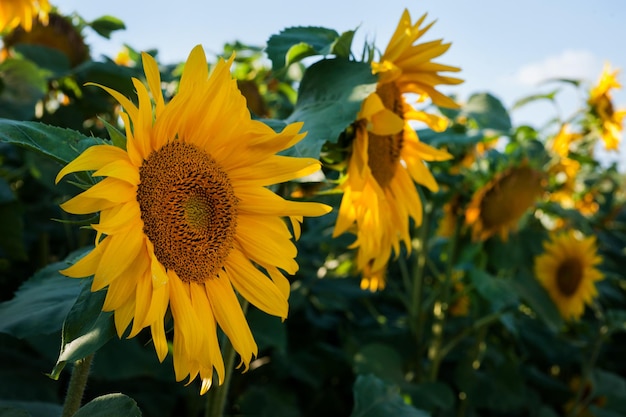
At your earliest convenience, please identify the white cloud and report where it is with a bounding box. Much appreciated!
[511,50,601,86]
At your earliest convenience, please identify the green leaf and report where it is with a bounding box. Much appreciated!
[50,255,116,379]
[331,30,357,59]
[405,382,455,412]
[89,16,126,39]
[510,269,563,332]
[353,343,404,384]
[0,119,107,166]
[101,118,127,150]
[0,178,25,260]
[283,59,377,158]
[247,306,287,353]
[0,250,87,338]
[606,309,626,334]
[511,90,559,111]
[266,26,340,70]
[0,59,47,120]
[74,394,141,417]
[0,401,62,417]
[468,268,519,311]
[13,44,71,76]
[350,375,429,417]
[462,93,512,132]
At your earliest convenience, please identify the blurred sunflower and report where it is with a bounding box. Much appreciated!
[56,45,331,393]
[333,8,462,291]
[3,12,89,67]
[548,125,581,208]
[466,165,543,241]
[0,0,49,33]
[588,63,626,151]
[534,231,603,321]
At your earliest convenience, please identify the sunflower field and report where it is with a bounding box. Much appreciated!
[1,2,626,417]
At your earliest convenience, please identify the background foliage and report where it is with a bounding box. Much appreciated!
[1,4,626,417]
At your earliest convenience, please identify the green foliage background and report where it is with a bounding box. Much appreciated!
[1,5,626,417]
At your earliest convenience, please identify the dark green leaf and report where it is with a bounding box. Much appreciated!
[462,93,512,132]
[0,178,25,260]
[0,250,87,338]
[468,268,519,311]
[0,59,46,120]
[416,129,483,148]
[89,16,126,39]
[283,59,377,158]
[606,309,626,334]
[353,344,404,383]
[0,401,62,417]
[510,269,563,332]
[50,254,116,379]
[0,119,107,166]
[247,306,287,353]
[266,26,340,70]
[13,44,71,76]
[350,375,429,417]
[74,394,141,417]
[405,382,455,412]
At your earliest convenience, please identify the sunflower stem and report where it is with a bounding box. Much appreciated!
[427,215,462,382]
[410,202,432,380]
[61,353,94,417]
[567,304,608,417]
[205,300,248,417]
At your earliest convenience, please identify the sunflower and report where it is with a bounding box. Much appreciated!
[534,231,603,321]
[333,8,461,291]
[0,0,49,33]
[3,12,89,67]
[588,63,626,151]
[465,165,543,241]
[548,124,581,208]
[56,45,331,393]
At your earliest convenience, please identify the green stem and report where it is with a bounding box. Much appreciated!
[427,216,462,381]
[439,310,504,360]
[410,203,432,349]
[204,300,249,417]
[61,354,94,417]
[567,304,607,417]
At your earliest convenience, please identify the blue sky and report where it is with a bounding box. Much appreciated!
[54,0,626,165]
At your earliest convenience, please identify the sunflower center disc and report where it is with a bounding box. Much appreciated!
[555,258,583,296]
[367,83,404,188]
[137,141,238,283]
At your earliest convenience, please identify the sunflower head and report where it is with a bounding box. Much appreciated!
[551,124,582,158]
[0,0,49,33]
[534,230,604,321]
[371,8,463,110]
[56,45,330,393]
[466,165,544,241]
[3,12,89,67]
[587,63,626,151]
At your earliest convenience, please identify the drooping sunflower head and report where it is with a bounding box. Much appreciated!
[534,230,604,321]
[587,63,626,151]
[372,8,463,110]
[56,45,330,393]
[3,12,89,67]
[465,165,544,241]
[334,88,452,291]
[0,0,49,33]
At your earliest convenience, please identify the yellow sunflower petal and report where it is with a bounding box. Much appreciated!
[55,145,130,184]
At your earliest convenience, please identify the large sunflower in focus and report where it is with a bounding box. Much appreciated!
[56,45,330,393]
[466,165,543,241]
[588,63,626,151]
[534,231,603,321]
[0,0,49,33]
[333,9,462,291]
